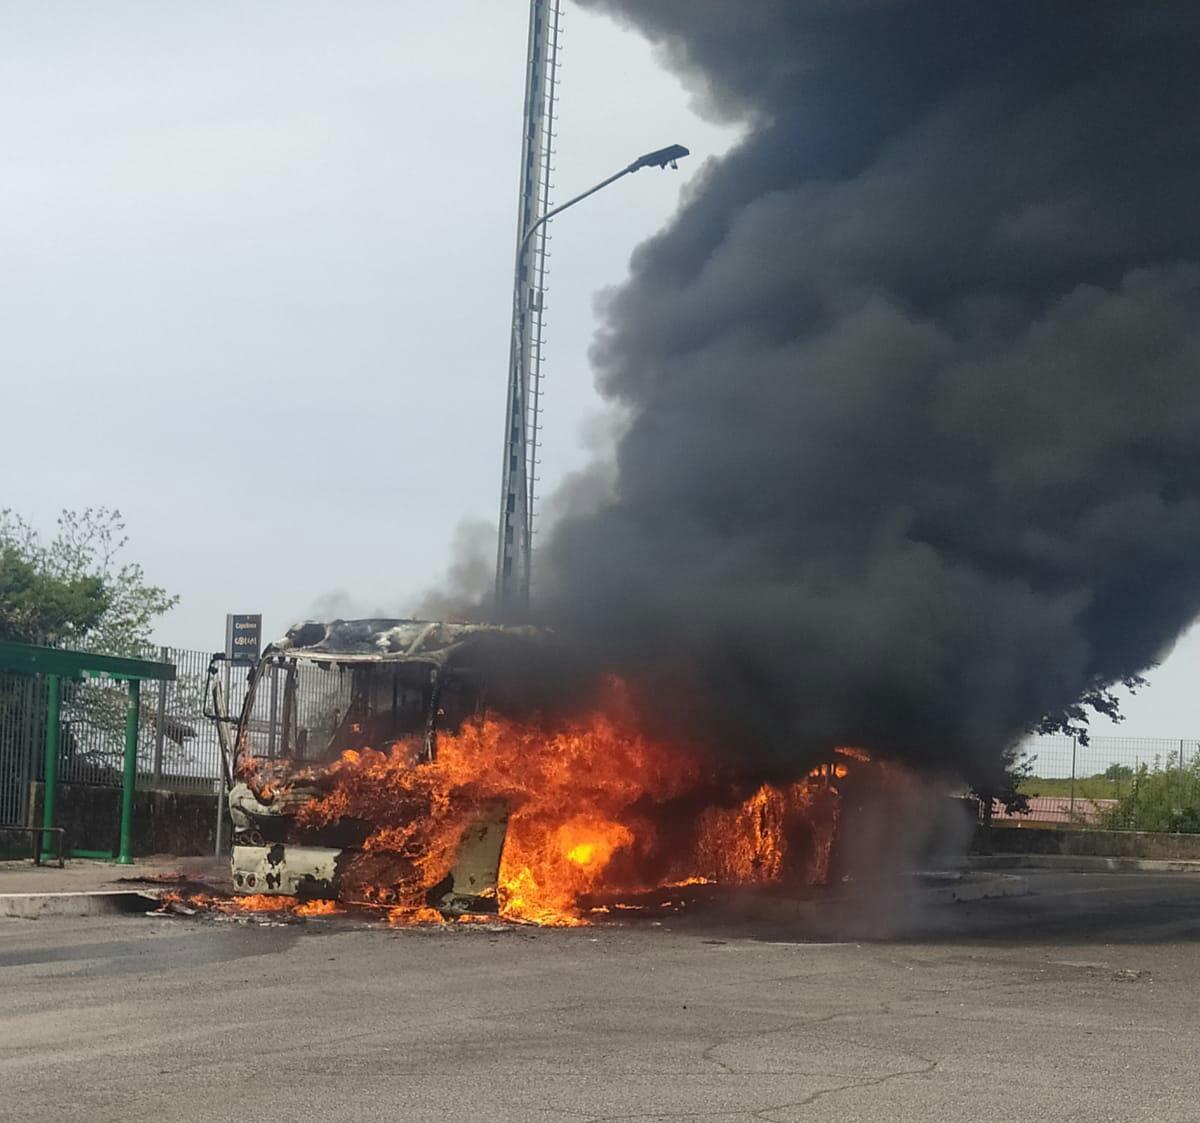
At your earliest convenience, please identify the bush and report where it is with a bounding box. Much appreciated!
[1105,755,1200,833]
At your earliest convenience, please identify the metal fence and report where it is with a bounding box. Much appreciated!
[0,646,366,829]
[7,646,1200,838]
[0,645,234,828]
[54,646,226,792]
[0,673,46,825]
[990,734,1200,833]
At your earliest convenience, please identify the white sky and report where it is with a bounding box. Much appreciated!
[1,1,737,639]
[2,1,1195,739]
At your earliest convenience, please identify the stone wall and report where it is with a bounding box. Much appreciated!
[29,781,218,857]
[976,824,1200,860]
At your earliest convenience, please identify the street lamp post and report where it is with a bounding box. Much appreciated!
[495,144,691,617]
[516,145,691,267]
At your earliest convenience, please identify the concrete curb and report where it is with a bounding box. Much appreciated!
[969,853,1200,875]
[724,872,1029,925]
[0,890,162,919]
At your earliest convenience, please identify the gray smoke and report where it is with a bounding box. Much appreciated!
[414,518,495,620]
[538,0,1200,782]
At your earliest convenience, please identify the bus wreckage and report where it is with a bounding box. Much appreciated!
[205,619,921,926]
[207,618,552,916]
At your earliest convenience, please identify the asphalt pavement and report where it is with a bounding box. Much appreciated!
[2,869,1199,1122]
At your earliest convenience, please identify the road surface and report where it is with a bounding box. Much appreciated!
[2,870,1199,1122]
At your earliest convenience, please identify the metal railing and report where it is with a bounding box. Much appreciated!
[0,673,44,825]
[0,643,368,831]
[53,645,230,793]
[0,824,64,866]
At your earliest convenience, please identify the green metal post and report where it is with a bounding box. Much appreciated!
[116,678,140,865]
[40,674,61,861]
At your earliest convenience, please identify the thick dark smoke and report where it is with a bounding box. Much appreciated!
[538,1,1200,782]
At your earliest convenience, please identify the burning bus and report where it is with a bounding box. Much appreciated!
[209,618,550,915]
[208,618,895,926]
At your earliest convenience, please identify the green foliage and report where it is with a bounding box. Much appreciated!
[0,508,181,772]
[0,508,176,655]
[1104,763,1134,781]
[977,676,1150,819]
[0,545,108,644]
[1033,675,1149,745]
[1104,754,1200,833]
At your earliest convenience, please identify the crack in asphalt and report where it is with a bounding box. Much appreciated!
[753,1055,940,1121]
[539,1011,939,1123]
[698,1003,893,1076]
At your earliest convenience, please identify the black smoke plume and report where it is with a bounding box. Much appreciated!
[538,0,1200,782]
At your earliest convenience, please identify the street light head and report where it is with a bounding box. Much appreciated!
[629,144,691,173]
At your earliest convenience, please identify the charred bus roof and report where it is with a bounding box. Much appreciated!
[265,618,547,669]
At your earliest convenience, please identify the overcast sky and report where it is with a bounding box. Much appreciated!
[3,1,1196,739]
[1,2,736,634]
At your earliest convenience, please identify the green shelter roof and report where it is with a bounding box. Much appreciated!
[0,640,176,682]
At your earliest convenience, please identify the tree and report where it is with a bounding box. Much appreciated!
[0,508,180,773]
[0,508,176,655]
[1104,763,1134,781]
[1105,756,1200,833]
[0,545,108,644]
[971,676,1147,821]
[969,743,1035,822]
[1030,675,1149,746]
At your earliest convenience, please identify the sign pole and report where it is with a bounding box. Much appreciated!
[217,613,260,858]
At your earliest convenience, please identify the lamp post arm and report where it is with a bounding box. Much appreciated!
[516,144,689,258]
[518,165,632,258]
[497,143,689,614]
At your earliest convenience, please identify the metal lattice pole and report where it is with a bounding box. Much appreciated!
[496,0,562,616]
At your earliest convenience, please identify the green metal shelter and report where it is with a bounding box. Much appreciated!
[0,640,176,864]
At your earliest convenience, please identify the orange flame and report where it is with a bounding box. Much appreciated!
[293,899,344,917]
[289,700,851,926]
[216,893,296,912]
[386,905,445,925]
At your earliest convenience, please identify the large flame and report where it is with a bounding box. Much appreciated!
[283,697,852,926]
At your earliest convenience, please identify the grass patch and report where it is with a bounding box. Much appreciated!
[1019,776,1127,800]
